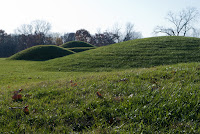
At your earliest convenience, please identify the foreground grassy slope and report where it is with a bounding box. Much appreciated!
[1,58,200,133]
[1,36,200,133]
[9,45,74,61]
[40,36,200,72]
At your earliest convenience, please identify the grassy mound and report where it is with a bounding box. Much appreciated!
[61,41,95,48]
[41,36,200,72]
[9,45,74,61]
[61,41,96,53]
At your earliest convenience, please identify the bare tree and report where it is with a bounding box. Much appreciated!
[111,23,122,43]
[49,32,63,45]
[62,33,75,43]
[31,20,51,35]
[154,7,199,36]
[15,20,52,35]
[108,22,142,43]
[15,24,33,35]
[191,28,200,37]
[123,22,142,41]
[14,20,53,48]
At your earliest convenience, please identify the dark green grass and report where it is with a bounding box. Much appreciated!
[68,47,96,53]
[61,41,95,48]
[9,45,74,61]
[1,59,200,133]
[40,36,200,72]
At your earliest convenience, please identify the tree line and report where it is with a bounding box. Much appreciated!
[0,20,142,57]
[154,7,200,37]
[0,7,200,57]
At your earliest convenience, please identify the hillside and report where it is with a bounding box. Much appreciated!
[40,36,200,72]
[1,57,200,133]
[9,45,74,61]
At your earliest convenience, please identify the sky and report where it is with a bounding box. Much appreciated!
[1,0,200,37]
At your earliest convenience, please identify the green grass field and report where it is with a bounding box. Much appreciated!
[1,36,200,133]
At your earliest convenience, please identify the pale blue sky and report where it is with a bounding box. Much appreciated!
[1,0,200,37]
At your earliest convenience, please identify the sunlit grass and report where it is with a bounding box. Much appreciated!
[40,36,200,72]
[1,58,200,133]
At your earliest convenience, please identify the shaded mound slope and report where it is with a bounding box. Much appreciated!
[61,41,96,53]
[9,45,74,61]
[68,47,96,53]
[41,36,200,71]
